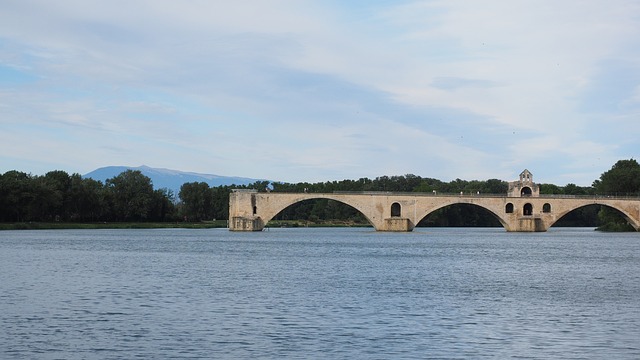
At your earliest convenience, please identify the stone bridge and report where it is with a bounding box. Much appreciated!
[228,190,640,232]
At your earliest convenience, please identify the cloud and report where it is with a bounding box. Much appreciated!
[0,0,639,185]
[578,59,640,114]
[431,77,500,91]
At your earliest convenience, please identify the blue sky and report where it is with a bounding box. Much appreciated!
[1,0,639,186]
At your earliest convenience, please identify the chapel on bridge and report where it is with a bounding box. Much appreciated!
[508,169,540,197]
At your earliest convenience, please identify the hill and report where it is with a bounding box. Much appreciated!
[83,165,265,195]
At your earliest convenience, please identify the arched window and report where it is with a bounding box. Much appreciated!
[543,203,551,213]
[505,203,514,213]
[523,203,533,216]
[391,202,401,217]
[521,187,532,196]
[253,206,257,215]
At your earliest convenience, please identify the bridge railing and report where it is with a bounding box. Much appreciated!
[326,191,640,200]
[245,189,640,200]
[331,191,504,197]
[536,194,640,200]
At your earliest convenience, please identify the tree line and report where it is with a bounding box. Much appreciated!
[1,159,639,228]
[0,170,174,222]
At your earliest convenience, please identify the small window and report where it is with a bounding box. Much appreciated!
[253,206,257,215]
[523,203,533,216]
[543,203,551,213]
[505,203,514,213]
[391,202,401,217]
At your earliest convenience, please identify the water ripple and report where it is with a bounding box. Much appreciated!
[1,228,639,359]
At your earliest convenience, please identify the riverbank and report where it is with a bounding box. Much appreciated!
[0,221,229,230]
[2,221,632,231]
[0,219,371,230]
[595,222,636,232]
[266,220,371,228]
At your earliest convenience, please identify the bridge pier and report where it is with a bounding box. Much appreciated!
[230,216,264,231]
[383,218,415,232]
[510,217,547,232]
[229,189,266,231]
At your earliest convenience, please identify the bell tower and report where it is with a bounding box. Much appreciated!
[508,169,540,197]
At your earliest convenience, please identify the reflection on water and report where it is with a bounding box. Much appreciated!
[1,227,639,359]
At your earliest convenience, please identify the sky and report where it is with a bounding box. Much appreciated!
[1,1,639,186]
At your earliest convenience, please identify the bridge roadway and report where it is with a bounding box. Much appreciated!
[228,190,640,232]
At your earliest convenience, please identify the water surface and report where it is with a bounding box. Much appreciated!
[1,227,639,359]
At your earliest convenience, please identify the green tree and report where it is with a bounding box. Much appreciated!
[179,182,212,221]
[0,170,34,222]
[413,178,445,193]
[539,183,562,194]
[481,179,509,194]
[148,188,176,222]
[105,170,154,221]
[563,183,587,195]
[29,176,61,221]
[593,159,640,231]
[67,174,105,221]
[41,170,72,220]
[419,204,501,227]
[594,159,640,196]
[210,186,231,220]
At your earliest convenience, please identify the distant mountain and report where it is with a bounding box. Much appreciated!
[83,165,265,196]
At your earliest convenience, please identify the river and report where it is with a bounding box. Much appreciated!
[1,227,639,359]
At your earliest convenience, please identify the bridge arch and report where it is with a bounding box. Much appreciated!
[418,200,509,230]
[258,195,377,228]
[548,202,640,230]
